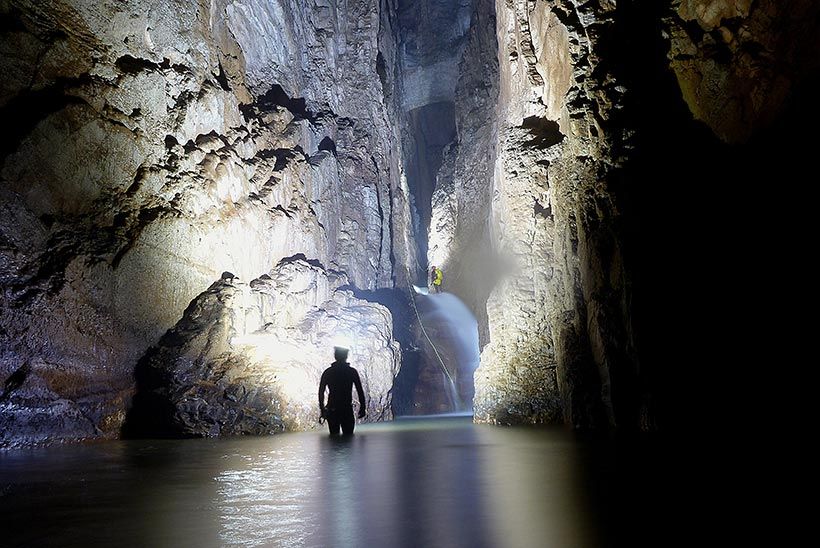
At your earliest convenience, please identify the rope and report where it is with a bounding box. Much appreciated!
[406,269,462,409]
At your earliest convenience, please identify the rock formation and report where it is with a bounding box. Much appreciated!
[427,0,499,345]
[470,0,819,430]
[1,0,412,446]
[667,0,820,143]
[472,0,635,428]
[2,0,818,445]
[125,258,399,437]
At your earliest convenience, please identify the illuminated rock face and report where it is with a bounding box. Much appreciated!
[471,0,820,430]
[426,0,498,342]
[4,0,816,445]
[471,0,635,428]
[0,0,411,445]
[125,258,399,437]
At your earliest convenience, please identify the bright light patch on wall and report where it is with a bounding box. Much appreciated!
[332,332,353,351]
[229,333,316,402]
[230,333,299,360]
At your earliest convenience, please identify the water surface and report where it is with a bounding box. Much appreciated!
[1,417,692,547]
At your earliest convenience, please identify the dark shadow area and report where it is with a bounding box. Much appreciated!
[607,1,820,435]
[317,135,337,155]
[521,115,564,148]
[573,430,715,548]
[120,347,185,439]
[0,79,87,165]
[396,0,472,68]
[238,83,319,122]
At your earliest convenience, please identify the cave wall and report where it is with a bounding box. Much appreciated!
[668,0,820,144]
[472,0,820,430]
[473,0,632,428]
[395,0,473,279]
[0,0,411,446]
[3,0,815,444]
[395,0,473,112]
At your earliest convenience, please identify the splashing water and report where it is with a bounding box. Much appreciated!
[415,291,480,412]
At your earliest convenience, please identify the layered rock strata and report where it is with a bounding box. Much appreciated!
[391,0,496,413]
[471,0,634,428]
[427,0,499,346]
[5,0,815,443]
[667,0,820,143]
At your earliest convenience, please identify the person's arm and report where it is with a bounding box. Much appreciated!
[318,372,327,418]
[353,369,366,418]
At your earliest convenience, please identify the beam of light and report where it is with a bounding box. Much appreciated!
[412,284,429,295]
[230,333,301,360]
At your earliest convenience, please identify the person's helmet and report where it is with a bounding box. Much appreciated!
[333,346,349,362]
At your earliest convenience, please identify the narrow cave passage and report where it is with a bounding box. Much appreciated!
[405,100,456,267]
[392,98,483,415]
[390,0,485,417]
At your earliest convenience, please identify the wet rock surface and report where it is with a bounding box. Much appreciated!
[3,0,816,444]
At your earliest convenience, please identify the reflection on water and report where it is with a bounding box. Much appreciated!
[216,440,320,547]
[0,417,690,547]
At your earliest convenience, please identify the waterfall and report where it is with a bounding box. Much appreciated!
[414,291,480,412]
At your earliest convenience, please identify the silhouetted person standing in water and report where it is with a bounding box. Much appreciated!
[318,346,366,436]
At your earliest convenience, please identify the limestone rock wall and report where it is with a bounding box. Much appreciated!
[395,0,474,112]
[125,259,399,437]
[426,0,499,345]
[474,0,639,428]
[0,0,409,446]
[473,0,820,430]
[668,0,820,143]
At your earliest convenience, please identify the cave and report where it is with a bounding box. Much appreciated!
[405,100,456,265]
[1,0,816,545]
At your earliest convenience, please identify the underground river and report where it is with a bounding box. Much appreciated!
[1,416,701,547]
